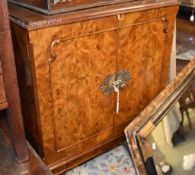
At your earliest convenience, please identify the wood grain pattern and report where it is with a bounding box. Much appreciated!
[115,19,166,131]
[0,74,7,104]
[115,6,178,133]
[0,40,8,108]
[27,16,118,166]
[8,0,178,15]
[10,4,178,173]
[0,61,7,105]
[9,0,178,29]
[50,0,130,13]
[9,0,46,9]
[9,0,129,13]
[177,18,195,35]
[50,31,116,151]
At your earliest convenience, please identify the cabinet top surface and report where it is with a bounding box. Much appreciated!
[9,0,178,30]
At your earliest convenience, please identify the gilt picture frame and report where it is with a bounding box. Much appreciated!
[124,60,195,175]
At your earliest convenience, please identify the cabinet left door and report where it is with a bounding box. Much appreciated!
[28,16,118,165]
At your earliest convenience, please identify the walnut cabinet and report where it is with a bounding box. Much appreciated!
[9,1,178,174]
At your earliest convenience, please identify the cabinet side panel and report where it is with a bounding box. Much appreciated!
[10,23,44,155]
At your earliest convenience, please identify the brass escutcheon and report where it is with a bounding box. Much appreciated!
[100,70,131,96]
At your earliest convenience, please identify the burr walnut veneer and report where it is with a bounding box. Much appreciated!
[9,1,178,174]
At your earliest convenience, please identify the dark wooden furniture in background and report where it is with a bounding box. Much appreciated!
[176,16,195,131]
[176,60,195,131]
[177,3,195,21]
[178,84,195,129]
[176,18,195,74]
[9,0,135,14]
[0,129,53,175]
[9,0,178,174]
[0,0,28,162]
[0,1,54,174]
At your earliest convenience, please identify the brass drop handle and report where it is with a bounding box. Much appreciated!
[162,17,168,33]
[49,39,60,63]
[117,14,125,21]
[99,70,131,114]
[113,84,120,114]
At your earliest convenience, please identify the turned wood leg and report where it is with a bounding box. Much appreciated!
[0,0,29,162]
[180,108,184,129]
[185,110,192,130]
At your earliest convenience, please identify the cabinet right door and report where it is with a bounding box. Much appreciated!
[114,7,177,135]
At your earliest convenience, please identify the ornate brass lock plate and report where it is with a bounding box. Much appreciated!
[100,70,131,96]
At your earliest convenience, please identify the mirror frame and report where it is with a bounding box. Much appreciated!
[125,60,195,175]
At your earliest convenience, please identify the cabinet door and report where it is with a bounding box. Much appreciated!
[49,30,116,151]
[114,13,174,134]
[29,16,118,163]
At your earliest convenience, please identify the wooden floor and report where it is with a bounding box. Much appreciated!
[0,110,52,175]
[0,131,53,175]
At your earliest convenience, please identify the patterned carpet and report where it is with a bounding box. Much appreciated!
[65,144,136,175]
